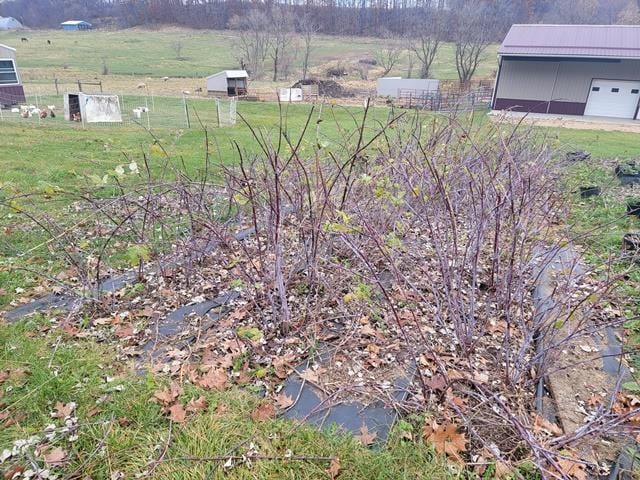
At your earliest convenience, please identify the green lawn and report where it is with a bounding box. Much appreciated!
[0,28,498,81]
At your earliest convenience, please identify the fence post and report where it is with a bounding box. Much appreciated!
[145,96,150,129]
[77,80,82,92]
[54,78,59,95]
[99,81,103,93]
[183,95,191,129]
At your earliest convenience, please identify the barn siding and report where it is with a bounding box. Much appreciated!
[496,58,640,105]
[495,58,559,101]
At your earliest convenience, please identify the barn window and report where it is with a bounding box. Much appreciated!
[611,88,620,93]
[0,59,18,85]
[632,89,639,94]
[591,86,600,92]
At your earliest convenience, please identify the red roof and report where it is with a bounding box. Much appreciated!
[499,24,640,59]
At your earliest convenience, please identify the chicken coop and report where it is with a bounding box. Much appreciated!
[0,43,25,106]
[206,70,248,96]
[64,92,122,123]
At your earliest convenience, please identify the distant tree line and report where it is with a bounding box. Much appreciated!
[1,0,638,35]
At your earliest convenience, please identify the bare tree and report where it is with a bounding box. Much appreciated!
[375,29,403,77]
[453,2,492,86]
[267,8,297,82]
[408,14,442,79]
[297,14,318,80]
[229,10,272,79]
[543,0,599,23]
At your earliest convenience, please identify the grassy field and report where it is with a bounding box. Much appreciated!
[0,28,498,97]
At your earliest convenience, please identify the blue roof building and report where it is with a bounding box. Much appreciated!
[61,20,92,31]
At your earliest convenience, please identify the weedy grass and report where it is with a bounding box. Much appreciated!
[0,318,461,479]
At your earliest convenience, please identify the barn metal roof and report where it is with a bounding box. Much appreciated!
[207,70,248,79]
[499,24,640,59]
[60,20,92,26]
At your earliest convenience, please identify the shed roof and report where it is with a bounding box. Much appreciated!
[207,70,248,79]
[499,24,640,59]
[61,20,92,26]
[0,43,16,52]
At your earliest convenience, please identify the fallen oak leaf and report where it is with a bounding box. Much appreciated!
[423,421,466,461]
[43,447,68,466]
[52,401,76,419]
[355,425,377,446]
[168,403,187,423]
[554,456,588,480]
[186,396,208,413]
[153,382,183,405]
[274,392,295,410]
[250,402,276,422]
[197,368,228,391]
[532,413,562,436]
[327,456,341,479]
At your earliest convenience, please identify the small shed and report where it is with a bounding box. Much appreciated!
[492,24,640,120]
[377,77,440,99]
[64,92,122,123]
[0,43,25,106]
[61,20,92,31]
[206,70,248,96]
[0,17,23,30]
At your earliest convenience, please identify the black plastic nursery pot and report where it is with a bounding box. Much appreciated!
[580,186,601,198]
[627,200,640,218]
[616,163,640,186]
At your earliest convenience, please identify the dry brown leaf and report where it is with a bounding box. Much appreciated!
[423,421,466,461]
[3,464,25,480]
[186,396,208,413]
[274,392,295,410]
[250,402,276,422]
[327,456,341,479]
[298,368,319,383]
[0,370,9,384]
[555,457,588,480]
[43,447,68,465]
[114,324,134,338]
[153,382,183,405]
[168,403,187,423]
[355,425,377,446]
[52,401,75,419]
[197,368,228,391]
[532,414,562,436]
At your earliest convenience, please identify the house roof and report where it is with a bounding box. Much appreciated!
[61,20,92,26]
[207,70,248,79]
[499,24,640,60]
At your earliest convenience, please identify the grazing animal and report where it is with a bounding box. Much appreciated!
[21,37,28,43]
[182,90,191,95]
[136,82,147,89]
[40,110,48,119]
[50,110,56,118]
[47,40,52,45]
[71,112,81,122]
[195,87,203,93]
[161,76,169,82]
[47,105,56,111]
[21,110,30,118]
[10,108,19,114]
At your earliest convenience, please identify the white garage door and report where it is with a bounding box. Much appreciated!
[584,80,640,119]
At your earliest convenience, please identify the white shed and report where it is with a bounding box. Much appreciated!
[64,92,122,123]
[377,77,440,99]
[206,70,248,96]
[0,43,25,105]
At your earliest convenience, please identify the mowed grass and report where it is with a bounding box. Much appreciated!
[0,28,498,81]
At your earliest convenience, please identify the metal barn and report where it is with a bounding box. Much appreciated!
[492,24,640,120]
[64,92,122,123]
[206,70,248,97]
[0,43,25,106]
[376,78,440,99]
[61,20,93,31]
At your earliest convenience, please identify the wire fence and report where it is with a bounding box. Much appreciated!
[0,90,237,130]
